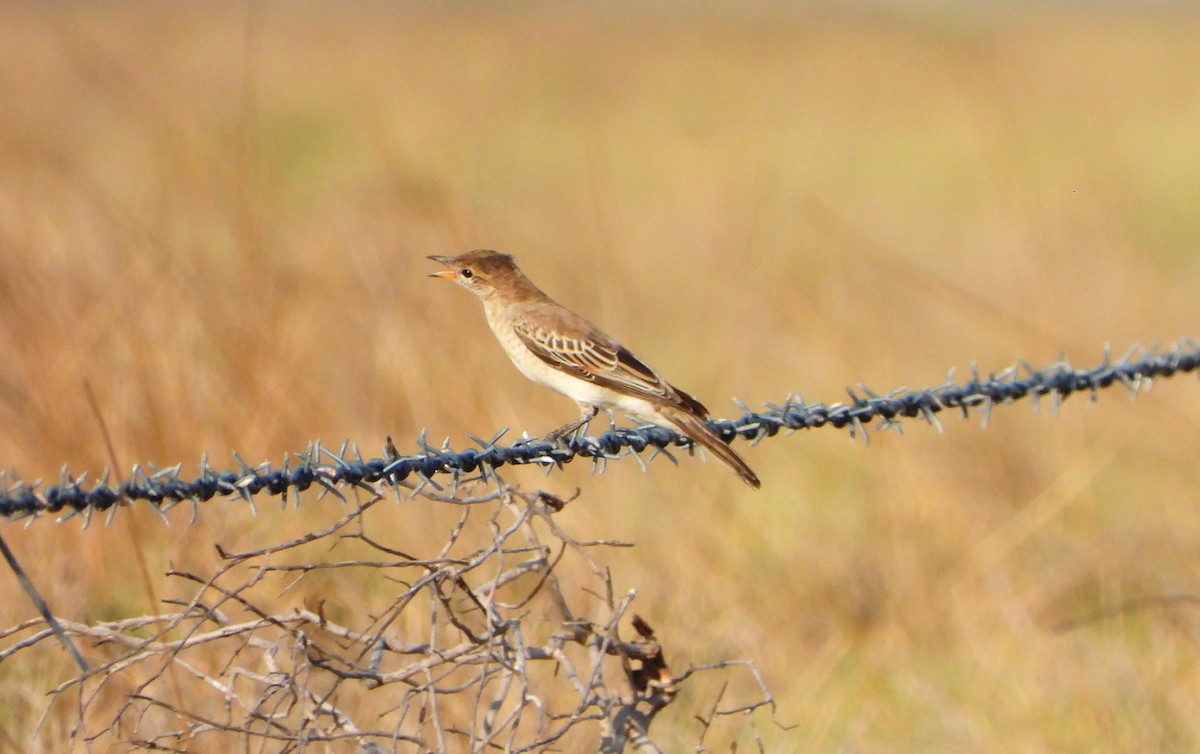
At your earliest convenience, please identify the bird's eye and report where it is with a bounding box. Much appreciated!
[461,269,474,279]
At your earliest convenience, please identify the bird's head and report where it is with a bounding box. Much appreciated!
[427,250,521,300]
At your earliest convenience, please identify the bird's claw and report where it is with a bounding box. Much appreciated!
[543,426,577,447]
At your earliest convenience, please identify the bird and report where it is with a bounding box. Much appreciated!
[427,250,760,488]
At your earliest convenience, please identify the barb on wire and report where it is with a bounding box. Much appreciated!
[1,340,1196,522]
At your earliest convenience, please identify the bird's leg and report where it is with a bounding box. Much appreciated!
[545,404,599,444]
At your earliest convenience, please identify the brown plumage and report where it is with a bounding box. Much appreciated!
[428,250,760,489]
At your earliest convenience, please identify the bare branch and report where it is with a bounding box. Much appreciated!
[3,477,775,752]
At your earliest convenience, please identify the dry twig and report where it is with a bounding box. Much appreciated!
[2,474,775,752]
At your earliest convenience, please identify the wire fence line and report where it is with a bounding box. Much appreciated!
[2,339,1196,752]
[1,339,1197,524]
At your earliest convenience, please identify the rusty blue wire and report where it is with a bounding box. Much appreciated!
[2,340,1196,522]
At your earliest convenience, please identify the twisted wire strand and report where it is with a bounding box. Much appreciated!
[2,340,1196,523]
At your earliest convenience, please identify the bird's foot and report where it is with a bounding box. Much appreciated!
[544,407,600,447]
[544,423,584,447]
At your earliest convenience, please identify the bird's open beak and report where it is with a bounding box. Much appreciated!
[426,255,457,279]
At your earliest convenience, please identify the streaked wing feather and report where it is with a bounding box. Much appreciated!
[513,320,680,405]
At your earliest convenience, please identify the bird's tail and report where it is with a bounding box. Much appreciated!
[664,410,761,489]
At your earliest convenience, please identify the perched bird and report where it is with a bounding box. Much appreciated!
[427,250,760,488]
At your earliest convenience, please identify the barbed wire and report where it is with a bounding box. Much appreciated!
[3,339,1198,752]
[1,339,1196,523]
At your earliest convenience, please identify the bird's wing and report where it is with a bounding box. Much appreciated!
[512,314,708,415]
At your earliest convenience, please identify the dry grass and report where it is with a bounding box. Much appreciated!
[0,2,1198,751]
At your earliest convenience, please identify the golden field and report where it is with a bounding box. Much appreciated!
[1,2,1198,751]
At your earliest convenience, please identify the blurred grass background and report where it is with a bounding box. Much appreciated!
[1,1,1198,751]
